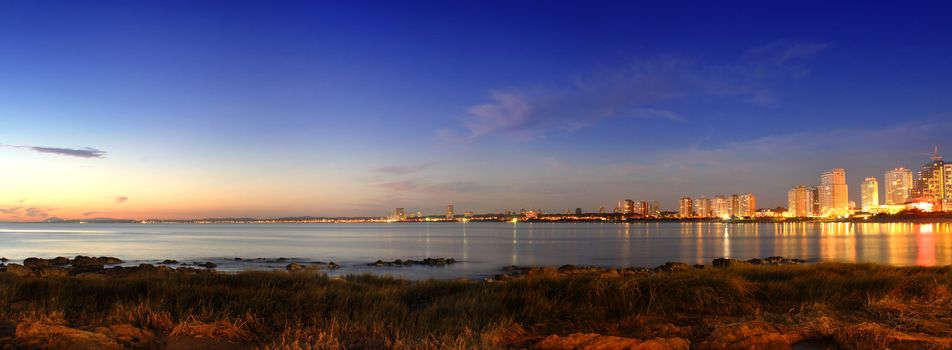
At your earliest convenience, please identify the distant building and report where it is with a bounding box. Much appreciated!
[788,185,819,217]
[621,199,635,215]
[820,168,850,217]
[598,206,606,214]
[694,197,711,218]
[885,167,914,205]
[861,177,879,212]
[575,208,582,215]
[446,205,455,219]
[464,211,473,218]
[946,163,952,209]
[738,193,756,217]
[394,208,406,221]
[914,147,947,210]
[650,201,660,217]
[712,196,728,218]
[729,194,740,217]
[679,197,693,218]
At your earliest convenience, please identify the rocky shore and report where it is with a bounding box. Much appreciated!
[1,256,950,349]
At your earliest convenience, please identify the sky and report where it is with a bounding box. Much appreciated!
[1,1,952,221]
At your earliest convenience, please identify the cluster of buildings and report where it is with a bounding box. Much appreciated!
[676,194,757,219]
[787,148,952,217]
[384,148,950,222]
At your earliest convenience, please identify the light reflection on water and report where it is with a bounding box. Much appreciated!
[0,222,949,279]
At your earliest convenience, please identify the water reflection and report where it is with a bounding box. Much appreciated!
[0,222,950,279]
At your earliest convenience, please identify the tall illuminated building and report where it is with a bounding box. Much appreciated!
[621,199,635,215]
[819,168,850,216]
[394,208,406,221]
[915,147,946,210]
[712,196,728,218]
[787,185,818,217]
[729,194,740,217]
[694,197,711,218]
[738,193,756,217]
[679,197,693,218]
[649,200,660,217]
[946,163,952,209]
[885,167,914,205]
[861,177,879,212]
[446,205,455,219]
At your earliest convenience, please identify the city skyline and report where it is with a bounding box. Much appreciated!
[3,2,952,221]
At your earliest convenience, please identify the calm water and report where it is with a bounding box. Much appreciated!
[1,222,951,279]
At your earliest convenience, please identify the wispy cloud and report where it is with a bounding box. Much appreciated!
[372,161,437,175]
[0,206,55,219]
[2,143,107,158]
[444,42,830,140]
[115,196,129,204]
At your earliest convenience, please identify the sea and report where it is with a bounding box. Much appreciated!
[1,221,950,279]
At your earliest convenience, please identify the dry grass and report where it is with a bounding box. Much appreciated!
[1,263,950,348]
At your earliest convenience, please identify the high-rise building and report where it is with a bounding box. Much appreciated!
[649,201,661,217]
[446,205,455,219]
[738,193,756,217]
[621,199,635,215]
[729,194,740,217]
[712,196,728,218]
[885,167,914,205]
[694,197,711,218]
[861,177,879,212]
[787,185,818,217]
[915,147,946,210]
[679,197,693,218]
[945,163,952,210]
[819,168,850,216]
[575,208,582,215]
[394,208,406,221]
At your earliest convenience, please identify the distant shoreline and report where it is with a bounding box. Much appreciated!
[8,215,952,224]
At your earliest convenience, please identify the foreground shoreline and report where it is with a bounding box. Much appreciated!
[2,260,951,349]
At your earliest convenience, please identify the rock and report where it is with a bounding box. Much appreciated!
[3,264,33,277]
[693,264,706,269]
[71,256,105,273]
[534,333,689,350]
[655,262,691,272]
[286,262,304,271]
[94,324,155,349]
[198,262,217,269]
[328,261,340,269]
[712,258,749,268]
[51,257,70,266]
[15,322,123,350]
[160,259,179,265]
[764,256,786,264]
[234,257,242,261]
[98,256,123,265]
[23,258,52,269]
[0,257,7,262]
[747,258,766,265]
[695,321,802,350]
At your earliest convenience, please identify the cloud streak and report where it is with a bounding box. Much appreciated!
[372,161,437,175]
[115,196,129,204]
[3,144,106,158]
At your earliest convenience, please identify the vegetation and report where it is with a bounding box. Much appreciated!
[1,263,951,349]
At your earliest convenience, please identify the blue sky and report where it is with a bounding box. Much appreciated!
[1,1,951,219]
